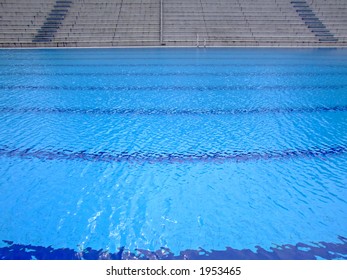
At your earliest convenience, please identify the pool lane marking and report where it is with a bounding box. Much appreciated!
[0,105,346,116]
[3,57,347,61]
[0,145,346,164]
[0,85,346,91]
[1,63,346,67]
[1,72,347,77]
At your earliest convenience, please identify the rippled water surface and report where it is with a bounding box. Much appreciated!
[0,48,346,259]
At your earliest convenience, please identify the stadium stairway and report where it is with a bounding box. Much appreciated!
[32,0,73,43]
[291,0,338,43]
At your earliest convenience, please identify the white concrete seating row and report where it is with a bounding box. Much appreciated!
[0,0,55,43]
[50,0,160,45]
[162,0,314,45]
[161,0,346,46]
[310,0,347,37]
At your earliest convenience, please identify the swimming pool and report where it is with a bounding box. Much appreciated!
[0,48,346,260]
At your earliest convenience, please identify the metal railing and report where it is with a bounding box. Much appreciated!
[196,34,206,47]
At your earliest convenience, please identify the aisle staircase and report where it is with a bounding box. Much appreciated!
[291,0,338,43]
[33,0,72,43]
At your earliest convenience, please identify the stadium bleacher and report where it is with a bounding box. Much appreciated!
[0,0,346,47]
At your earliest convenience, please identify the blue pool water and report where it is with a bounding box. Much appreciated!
[0,48,346,260]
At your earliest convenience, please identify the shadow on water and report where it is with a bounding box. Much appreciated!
[1,236,346,260]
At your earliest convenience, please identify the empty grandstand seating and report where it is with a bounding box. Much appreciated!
[0,0,346,47]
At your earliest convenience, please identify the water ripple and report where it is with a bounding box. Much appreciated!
[0,105,346,116]
[0,145,345,164]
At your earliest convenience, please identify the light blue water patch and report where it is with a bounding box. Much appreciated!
[0,48,346,257]
[0,111,346,155]
[0,155,346,254]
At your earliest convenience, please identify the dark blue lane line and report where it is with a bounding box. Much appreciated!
[0,63,346,67]
[1,236,346,260]
[1,72,347,77]
[0,105,346,116]
[0,85,346,91]
[3,57,347,61]
[0,145,346,164]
